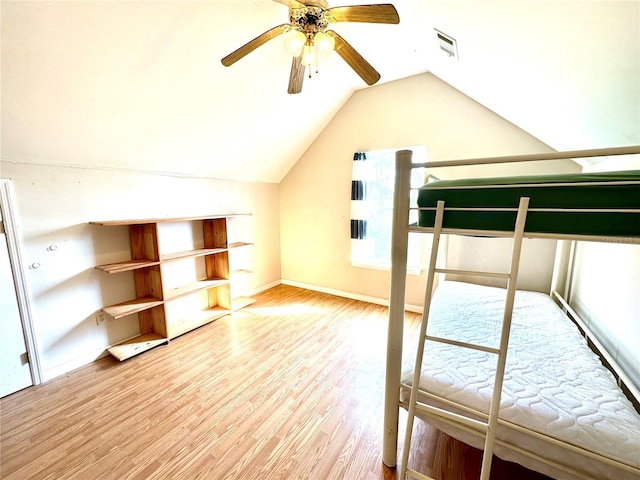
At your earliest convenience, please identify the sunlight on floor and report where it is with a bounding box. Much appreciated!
[222,303,327,351]
[243,304,326,316]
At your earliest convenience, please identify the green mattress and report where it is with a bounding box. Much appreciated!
[417,170,640,238]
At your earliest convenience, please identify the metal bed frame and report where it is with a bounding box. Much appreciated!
[382,146,640,480]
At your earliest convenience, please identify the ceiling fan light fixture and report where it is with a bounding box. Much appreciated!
[301,39,317,66]
[314,31,335,56]
[285,29,306,57]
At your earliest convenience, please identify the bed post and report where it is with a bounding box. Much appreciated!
[383,149,413,467]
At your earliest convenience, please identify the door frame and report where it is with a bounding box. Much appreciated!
[0,179,42,386]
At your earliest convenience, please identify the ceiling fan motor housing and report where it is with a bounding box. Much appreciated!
[290,6,332,38]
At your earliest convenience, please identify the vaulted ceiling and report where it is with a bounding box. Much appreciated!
[2,1,639,182]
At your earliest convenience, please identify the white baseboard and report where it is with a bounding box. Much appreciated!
[280,279,423,313]
[43,348,109,382]
[246,280,281,297]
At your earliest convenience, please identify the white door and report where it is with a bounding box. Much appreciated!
[0,192,34,397]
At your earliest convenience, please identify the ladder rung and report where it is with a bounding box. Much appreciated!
[434,268,510,279]
[405,468,436,480]
[415,402,489,433]
[425,335,500,355]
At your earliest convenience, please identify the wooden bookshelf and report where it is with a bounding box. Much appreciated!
[102,296,164,319]
[166,307,231,339]
[161,247,227,262]
[96,259,160,274]
[231,296,256,311]
[92,215,254,360]
[163,278,230,302]
[107,333,168,361]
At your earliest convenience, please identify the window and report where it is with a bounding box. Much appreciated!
[350,146,426,273]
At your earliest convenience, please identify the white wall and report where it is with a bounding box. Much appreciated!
[280,73,578,307]
[445,236,558,293]
[570,242,640,389]
[0,162,280,381]
[569,158,640,389]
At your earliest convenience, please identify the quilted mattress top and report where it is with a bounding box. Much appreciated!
[401,281,640,469]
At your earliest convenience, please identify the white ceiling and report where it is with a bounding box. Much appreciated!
[2,1,639,182]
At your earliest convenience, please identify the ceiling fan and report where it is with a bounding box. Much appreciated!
[221,1,400,94]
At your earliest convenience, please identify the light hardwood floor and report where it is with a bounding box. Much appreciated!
[1,285,550,480]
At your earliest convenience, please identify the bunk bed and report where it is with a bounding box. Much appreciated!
[382,146,640,480]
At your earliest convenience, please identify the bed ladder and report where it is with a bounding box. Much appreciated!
[400,197,530,480]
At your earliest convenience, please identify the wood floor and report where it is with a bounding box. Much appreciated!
[1,285,551,480]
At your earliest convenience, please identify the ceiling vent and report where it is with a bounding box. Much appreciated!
[435,29,458,59]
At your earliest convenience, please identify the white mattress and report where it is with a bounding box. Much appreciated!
[401,281,640,480]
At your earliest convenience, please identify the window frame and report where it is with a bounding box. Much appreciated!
[349,146,427,275]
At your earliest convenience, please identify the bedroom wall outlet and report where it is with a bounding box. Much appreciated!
[96,311,108,325]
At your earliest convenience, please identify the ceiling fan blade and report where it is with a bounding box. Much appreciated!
[327,30,381,86]
[221,24,290,67]
[288,56,305,94]
[271,0,307,8]
[327,4,400,24]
